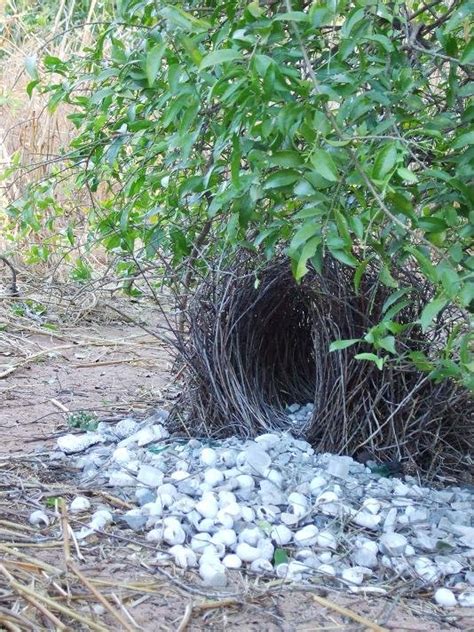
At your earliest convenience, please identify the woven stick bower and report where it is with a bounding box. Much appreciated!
[173,255,473,482]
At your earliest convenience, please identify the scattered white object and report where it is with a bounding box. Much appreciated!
[317,531,337,551]
[379,533,408,556]
[434,588,457,607]
[169,545,197,569]
[342,567,365,585]
[351,540,378,569]
[57,433,103,454]
[271,524,293,546]
[204,468,224,487]
[458,591,474,607]
[236,542,261,562]
[196,493,219,519]
[294,525,318,547]
[29,510,49,527]
[137,464,163,487]
[70,496,91,513]
[223,554,242,569]
[200,448,218,467]
[200,561,227,587]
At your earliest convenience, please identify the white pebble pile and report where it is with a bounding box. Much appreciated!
[52,408,474,607]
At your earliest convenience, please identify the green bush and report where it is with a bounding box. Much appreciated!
[7,0,474,388]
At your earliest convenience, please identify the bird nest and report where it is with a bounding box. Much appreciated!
[172,255,473,484]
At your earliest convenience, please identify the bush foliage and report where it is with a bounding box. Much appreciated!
[4,0,474,388]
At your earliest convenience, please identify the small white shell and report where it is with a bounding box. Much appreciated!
[70,496,91,513]
[29,510,49,527]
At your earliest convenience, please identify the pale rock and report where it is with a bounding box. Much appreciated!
[239,527,262,546]
[235,474,255,491]
[319,551,332,563]
[203,468,224,487]
[137,464,164,487]
[241,506,256,522]
[270,524,293,546]
[169,545,197,569]
[57,433,104,454]
[434,588,457,607]
[294,525,318,547]
[212,528,237,547]
[236,542,261,563]
[379,533,408,556]
[309,475,326,494]
[250,558,273,574]
[171,470,190,482]
[146,528,163,544]
[318,564,336,576]
[196,493,219,519]
[257,538,274,561]
[255,433,280,449]
[200,562,227,587]
[112,447,132,465]
[414,557,440,584]
[317,531,337,551]
[352,512,381,529]
[383,508,397,532]
[259,480,286,505]
[434,557,463,576]
[218,491,237,506]
[288,492,308,518]
[223,554,242,569]
[215,510,233,529]
[281,512,300,526]
[362,498,381,515]
[70,496,91,513]
[199,448,217,467]
[458,591,474,607]
[265,469,283,487]
[197,518,215,533]
[351,540,378,568]
[342,567,364,585]
[29,510,49,527]
[162,517,185,545]
[245,444,271,475]
[172,496,195,514]
[219,449,237,467]
[122,508,146,531]
[276,563,289,578]
[191,533,213,553]
[114,418,139,439]
[326,457,350,479]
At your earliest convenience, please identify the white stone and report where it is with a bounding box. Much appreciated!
[458,591,474,607]
[245,444,271,475]
[342,567,364,585]
[276,563,289,578]
[239,526,262,546]
[309,475,326,494]
[114,418,139,439]
[212,529,237,547]
[414,557,439,584]
[294,525,319,547]
[171,469,190,482]
[257,538,274,561]
[197,518,215,533]
[112,447,132,465]
[235,474,255,490]
[326,457,350,479]
[250,558,273,574]
[240,506,255,522]
[318,564,336,576]
[172,496,195,514]
[29,510,49,527]
[200,447,218,467]
[57,433,104,454]
[236,542,261,563]
[204,468,224,487]
[434,588,457,607]
[196,493,219,519]
[215,510,233,529]
[352,512,381,529]
[137,464,163,487]
[288,492,308,518]
[265,469,283,487]
[146,528,163,544]
[270,525,293,546]
[255,433,280,449]
[191,533,213,553]
[218,491,236,506]
[169,545,197,569]
[223,554,242,569]
[89,509,112,531]
[351,541,378,568]
[162,519,186,546]
[108,471,136,487]
[383,508,397,532]
[70,496,91,513]
[317,531,337,551]
[362,498,381,515]
[379,533,407,556]
[199,562,227,587]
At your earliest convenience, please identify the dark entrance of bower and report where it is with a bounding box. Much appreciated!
[173,255,473,484]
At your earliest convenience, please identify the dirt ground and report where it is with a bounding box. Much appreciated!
[1,290,473,631]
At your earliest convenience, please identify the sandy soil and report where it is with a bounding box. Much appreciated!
[0,293,472,631]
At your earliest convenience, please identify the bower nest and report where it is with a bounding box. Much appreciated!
[172,255,473,484]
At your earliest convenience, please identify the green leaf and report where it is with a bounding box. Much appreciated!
[273,548,289,566]
[329,248,358,267]
[373,143,398,179]
[354,353,385,370]
[378,335,396,355]
[146,43,166,87]
[310,149,338,182]
[290,223,317,250]
[329,339,360,352]
[453,131,474,149]
[397,167,418,183]
[419,297,448,333]
[159,6,210,33]
[199,49,242,70]
[263,169,300,189]
[295,236,320,281]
